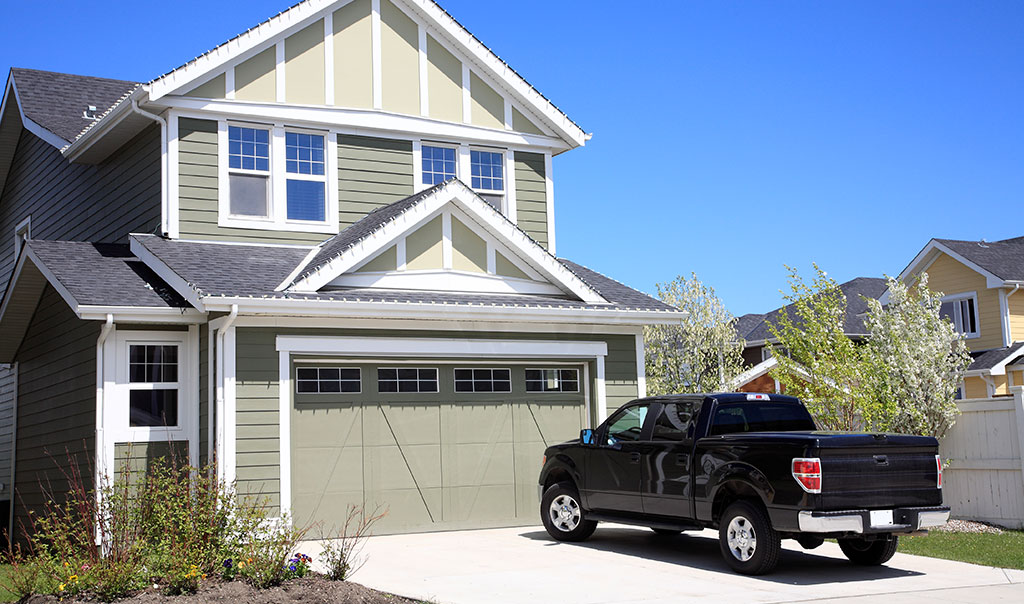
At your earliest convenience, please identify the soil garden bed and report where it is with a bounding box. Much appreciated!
[19,576,419,604]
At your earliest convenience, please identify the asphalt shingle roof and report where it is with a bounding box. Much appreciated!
[935,237,1024,282]
[740,277,888,343]
[11,68,139,143]
[133,234,677,313]
[27,240,189,308]
[968,342,1024,372]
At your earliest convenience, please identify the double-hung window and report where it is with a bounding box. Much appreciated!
[940,293,979,338]
[422,145,457,185]
[470,149,504,212]
[285,131,326,222]
[228,126,271,219]
[127,344,180,427]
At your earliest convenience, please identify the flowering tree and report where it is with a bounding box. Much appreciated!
[862,274,970,437]
[766,265,873,431]
[644,273,746,395]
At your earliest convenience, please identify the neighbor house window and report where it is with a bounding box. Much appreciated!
[378,368,439,393]
[940,293,979,338]
[422,145,457,185]
[454,368,512,393]
[296,367,360,393]
[285,131,326,222]
[228,126,271,218]
[128,344,179,427]
[526,369,579,393]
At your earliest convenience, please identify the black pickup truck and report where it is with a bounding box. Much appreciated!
[538,393,949,575]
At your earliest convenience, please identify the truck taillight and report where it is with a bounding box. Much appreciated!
[936,454,943,489]
[792,458,822,494]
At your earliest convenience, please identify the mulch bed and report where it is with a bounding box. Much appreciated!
[21,576,421,604]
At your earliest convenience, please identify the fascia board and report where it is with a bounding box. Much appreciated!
[1,246,83,318]
[61,88,145,161]
[78,307,207,323]
[276,335,609,358]
[129,236,207,311]
[895,240,1003,290]
[4,79,69,150]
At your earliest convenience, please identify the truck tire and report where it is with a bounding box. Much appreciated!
[719,501,781,575]
[838,536,899,566]
[541,482,597,542]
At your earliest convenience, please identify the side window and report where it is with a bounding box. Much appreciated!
[605,404,649,445]
[652,402,696,442]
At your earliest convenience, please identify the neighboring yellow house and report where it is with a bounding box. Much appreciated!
[889,237,1024,399]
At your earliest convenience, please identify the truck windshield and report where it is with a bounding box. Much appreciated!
[709,402,817,435]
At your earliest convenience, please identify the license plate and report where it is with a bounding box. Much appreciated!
[870,510,894,527]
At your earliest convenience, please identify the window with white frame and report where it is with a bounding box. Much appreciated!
[377,368,439,393]
[285,131,326,222]
[228,125,271,218]
[525,368,579,393]
[454,368,512,393]
[470,149,504,212]
[940,293,979,338]
[296,367,361,393]
[422,145,457,185]
[127,344,180,427]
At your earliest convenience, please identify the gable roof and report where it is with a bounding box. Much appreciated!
[8,68,140,144]
[284,179,606,303]
[129,233,681,322]
[143,0,587,148]
[966,341,1024,376]
[0,240,198,362]
[933,237,1024,282]
[739,277,888,345]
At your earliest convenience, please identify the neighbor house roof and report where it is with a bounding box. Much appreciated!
[933,237,1024,282]
[8,68,140,143]
[130,233,680,317]
[966,341,1024,375]
[738,277,888,345]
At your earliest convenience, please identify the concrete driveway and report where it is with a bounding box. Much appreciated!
[317,524,1024,604]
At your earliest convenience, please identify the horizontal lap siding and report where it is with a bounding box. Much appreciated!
[114,441,190,486]
[514,152,547,249]
[921,253,1002,352]
[338,135,413,228]
[13,286,99,542]
[0,369,12,501]
[231,327,638,507]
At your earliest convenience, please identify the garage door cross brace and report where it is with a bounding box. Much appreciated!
[380,406,435,523]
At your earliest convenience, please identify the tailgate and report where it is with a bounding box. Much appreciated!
[820,446,942,510]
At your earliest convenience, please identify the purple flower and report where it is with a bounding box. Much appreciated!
[223,559,233,568]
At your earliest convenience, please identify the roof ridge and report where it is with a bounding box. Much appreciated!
[11,67,140,86]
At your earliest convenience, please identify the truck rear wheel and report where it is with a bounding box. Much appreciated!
[718,501,781,575]
[541,482,597,542]
[838,536,899,565]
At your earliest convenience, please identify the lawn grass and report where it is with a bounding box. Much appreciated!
[0,565,17,602]
[899,530,1024,570]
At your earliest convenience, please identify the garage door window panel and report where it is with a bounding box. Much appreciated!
[525,368,579,393]
[455,368,512,393]
[378,368,439,393]
[296,367,361,393]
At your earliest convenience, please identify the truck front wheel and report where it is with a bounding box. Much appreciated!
[541,482,597,542]
[718,501,781,575]
[838,536,899,565]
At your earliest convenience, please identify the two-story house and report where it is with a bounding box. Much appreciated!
[887,237,1024,399]
[0,0,682,540]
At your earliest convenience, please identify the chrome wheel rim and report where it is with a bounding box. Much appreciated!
[549,494,582,532]
[726,515,757,562]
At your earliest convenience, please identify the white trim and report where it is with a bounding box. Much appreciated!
[941,291,981,340]
[167,112,180,238]
[207,325,215,467]
[634,331,647,398]
[544,152,555,254]
[1000,288,1012,348]
[129,238,205,310]
[728,356,779,390]
[396,237,407,270]
[505,152,517,223]
[441,210,453,269]
[223,315,646,334]
[411,139,423,191]
[78,308,206,323]
[276,335,608,358]
[225,65,236,101]
[323,13,335,107]
[278,349,292,519]
[330,270,565,295]
[4,79,69,150]
[418,25,429,117]
[275,41,286,103]
[12,215,30,260]
[595,355,607,420]
[461,63,471,124]
[884,240,1006,305]
[371,0,383,110]
[109,331,196,442]
[158,98,569,152]
[223,325,237,484]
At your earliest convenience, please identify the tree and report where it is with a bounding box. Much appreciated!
[644,273,746,395]
[861,274,970,437]
[766,265,873,431]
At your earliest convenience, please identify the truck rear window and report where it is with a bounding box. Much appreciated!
[709,402,817,435]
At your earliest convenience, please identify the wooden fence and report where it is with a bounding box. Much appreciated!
[939,387,1024,529]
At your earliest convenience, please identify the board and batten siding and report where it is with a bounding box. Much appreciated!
[917,253,1002,352]
[513,151,548,249]
[338,134,414,228]
[12,286,100,541]
[230,327,638,510]
[0,125,162,506]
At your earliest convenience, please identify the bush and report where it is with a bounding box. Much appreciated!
[234,518,308,589]
[318,505,386,581]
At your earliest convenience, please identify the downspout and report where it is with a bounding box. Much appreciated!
[215,306,238,483]
[94,314,114,546]
[130,99,169,237]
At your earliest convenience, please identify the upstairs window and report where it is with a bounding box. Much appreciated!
[940,293,979,338]
[422,145,457,185]
[228,126,270,218]
[285,132,326,222]
[471,149,505,213]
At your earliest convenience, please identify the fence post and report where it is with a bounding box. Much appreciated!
[1013,387,1024,490]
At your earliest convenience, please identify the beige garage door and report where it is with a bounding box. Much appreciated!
[291,361,587,535]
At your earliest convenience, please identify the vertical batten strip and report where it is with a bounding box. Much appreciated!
[441,210,453,269]
[225,67,236,100]
[458,144,471,187]
[418,25,429,117]
[396,237,407,270]
[275,41,286,102]
[324,12,335,106]
[504,152,517,222]
[544,152,555,254]
[371,0,383,109]
[461,63,471,124]
[167,113,180,239]
[412,139,424,192]
[503,98,513,130]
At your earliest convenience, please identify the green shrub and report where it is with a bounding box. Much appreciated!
[234,518,308,589]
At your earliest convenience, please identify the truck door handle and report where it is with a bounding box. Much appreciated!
[630,452,641,464]
[676,454,687,466]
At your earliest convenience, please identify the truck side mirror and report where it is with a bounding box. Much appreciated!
[580,429,595,446]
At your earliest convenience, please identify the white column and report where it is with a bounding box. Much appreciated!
[596,355,607,421]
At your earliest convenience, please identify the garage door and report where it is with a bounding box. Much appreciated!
[290,361,587,534]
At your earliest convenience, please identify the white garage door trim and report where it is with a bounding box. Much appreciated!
[275,336,609,521]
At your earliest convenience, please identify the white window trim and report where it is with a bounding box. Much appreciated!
[218,120,339,234]
[942,291,981,339]
[419,141,459,189]
[13,216,30,259]
[414,140,509,215]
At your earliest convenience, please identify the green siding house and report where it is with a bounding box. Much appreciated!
[0,0,682,539]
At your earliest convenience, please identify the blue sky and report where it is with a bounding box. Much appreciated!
[2,1,1022,315]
